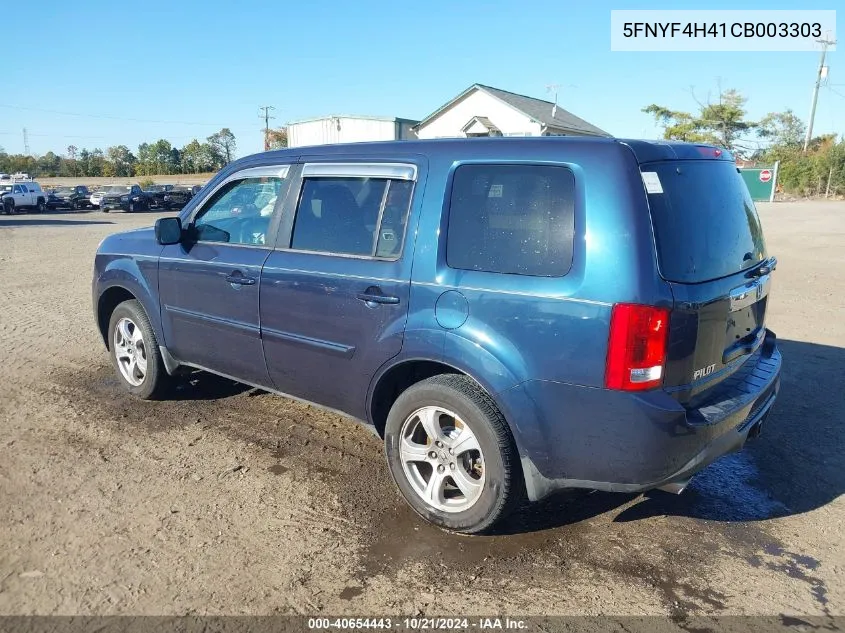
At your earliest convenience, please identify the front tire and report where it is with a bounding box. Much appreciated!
[37,199,46,213]
[107,299,170,399]
[384,374,523,534]
[5,199,15,214]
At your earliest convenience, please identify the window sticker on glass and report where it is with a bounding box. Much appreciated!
[488,184,503,198]
[641,171,664,194]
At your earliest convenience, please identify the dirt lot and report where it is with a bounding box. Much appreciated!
[0,202,843,617]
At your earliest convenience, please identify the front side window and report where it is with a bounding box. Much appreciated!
[291,176,413,258]
[446,164,576,276]
[193,176,284,246]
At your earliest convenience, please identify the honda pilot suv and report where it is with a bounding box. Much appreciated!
[92,138,781,533]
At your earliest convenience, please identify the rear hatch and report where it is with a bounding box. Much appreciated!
[641,154,776,405]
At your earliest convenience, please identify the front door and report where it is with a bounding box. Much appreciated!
[158,165,291,386]
[260,160,422,418]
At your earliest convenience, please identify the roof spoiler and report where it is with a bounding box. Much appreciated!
[619,140,734,164]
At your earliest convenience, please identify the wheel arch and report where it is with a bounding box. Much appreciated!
[368,355,523,442]
[95,271,163,352]
[97,286,138,348]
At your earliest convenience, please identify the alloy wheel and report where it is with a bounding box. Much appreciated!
[113,317,147,387]
[398,406,485,513]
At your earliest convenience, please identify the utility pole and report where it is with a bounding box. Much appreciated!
[803,37,836,152]
[259,105,276,151]
[22,127,30,156]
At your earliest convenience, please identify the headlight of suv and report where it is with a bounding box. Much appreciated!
[120,196,129,201]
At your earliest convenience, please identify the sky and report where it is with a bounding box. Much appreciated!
[1,0,840,158]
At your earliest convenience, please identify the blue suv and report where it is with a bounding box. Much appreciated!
[92,138,781,533]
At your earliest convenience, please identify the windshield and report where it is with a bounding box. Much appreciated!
[106,186,131,194]
[147,185,166,192]
[54,187,74,194]
[644,160,767,284]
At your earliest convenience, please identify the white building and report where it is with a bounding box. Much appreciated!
[414,84,609,139]
[286,115,419,148]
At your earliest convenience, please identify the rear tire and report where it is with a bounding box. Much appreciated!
[107,299,171,400]
[384,374,523,534]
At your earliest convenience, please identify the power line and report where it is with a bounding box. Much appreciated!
[259,105,276,151]
[0,102,232,127]
[827,86,845,100]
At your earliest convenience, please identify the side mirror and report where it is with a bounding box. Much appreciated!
[155,217,182,245]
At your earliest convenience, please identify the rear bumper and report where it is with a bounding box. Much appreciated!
[503,330,782,501]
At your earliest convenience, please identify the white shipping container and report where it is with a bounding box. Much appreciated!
[287,116,418,148]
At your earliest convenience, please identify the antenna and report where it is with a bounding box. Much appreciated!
[22,127,30,156]
[546,84,563,118]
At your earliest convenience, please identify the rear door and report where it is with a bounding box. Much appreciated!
[259,160,421,418]
[158,164,292,386]
[642,157,775,402]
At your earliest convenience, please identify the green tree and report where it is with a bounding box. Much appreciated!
[757,109,806,149]
[107,145,136,177]
[89,148,106,177]
[207,128,236,165]
[641,105,716,144]
[267,127,288,149]
[137,142,153,176]
[37,152,61,176]
[180,139,203,173]
[151,139,172,174]
[169,147,181,174]
[643,87,757,156]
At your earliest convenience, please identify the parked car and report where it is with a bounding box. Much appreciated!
[162,185,202,210]
[47,185,91,210]
[100,185,150,212]
[1,181,47,213]
[89,187,108,209]
[92,138,782,534]
[143,184,175,209]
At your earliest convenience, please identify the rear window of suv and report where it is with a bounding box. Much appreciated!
[643,160,767,284]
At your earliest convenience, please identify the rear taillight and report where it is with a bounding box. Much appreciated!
[605,303,670,391]
[696,146,723,158]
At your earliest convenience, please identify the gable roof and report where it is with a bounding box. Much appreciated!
[415,84,610,137]
[461,116,501,134]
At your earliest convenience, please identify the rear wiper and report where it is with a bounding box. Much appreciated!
[746,256,777,278]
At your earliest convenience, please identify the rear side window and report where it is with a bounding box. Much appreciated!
[291,176,413,258]
[644,161,767,283]
[447,164,575,276]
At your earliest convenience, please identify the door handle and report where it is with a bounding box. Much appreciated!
[225,272,256,286]
[357,288,400,305]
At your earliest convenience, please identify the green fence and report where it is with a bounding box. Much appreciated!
[740,162,779,202]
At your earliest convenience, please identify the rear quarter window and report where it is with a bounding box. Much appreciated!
[643,160,767,283]
[446,164,575,277]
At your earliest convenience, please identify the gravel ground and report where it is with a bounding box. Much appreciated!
[0,202,842,617]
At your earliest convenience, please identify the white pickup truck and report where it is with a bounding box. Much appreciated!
[0,181,47,213]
